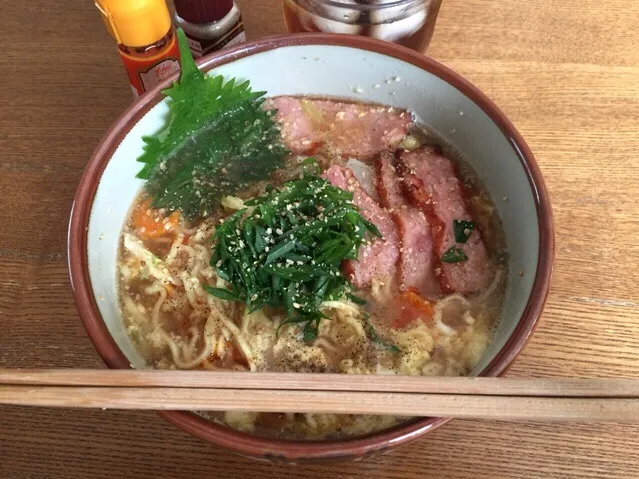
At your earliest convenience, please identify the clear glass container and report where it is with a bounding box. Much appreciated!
[282,0,443,52]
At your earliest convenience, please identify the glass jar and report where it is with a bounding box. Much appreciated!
[282,0,443,52]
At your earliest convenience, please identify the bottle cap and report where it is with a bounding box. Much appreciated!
[173,0,234,24]
[95,0,172,47]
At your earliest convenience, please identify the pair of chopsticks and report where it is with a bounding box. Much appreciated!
[1,369,638,422]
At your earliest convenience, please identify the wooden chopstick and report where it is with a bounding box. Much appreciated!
[3,386,639,422]
[3,369,639,396]
[1,370,638,422]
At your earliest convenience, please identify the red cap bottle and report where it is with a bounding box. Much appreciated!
[173,0,246,58]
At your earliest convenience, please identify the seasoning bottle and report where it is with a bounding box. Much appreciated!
[173,0,246,59]
[95,0,181,97]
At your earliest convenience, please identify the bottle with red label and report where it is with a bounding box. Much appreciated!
[95,0,181,97]
[173,0,246,59]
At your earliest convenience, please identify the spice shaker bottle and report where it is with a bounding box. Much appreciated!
[95,0,181,97]
[173,0,246,58]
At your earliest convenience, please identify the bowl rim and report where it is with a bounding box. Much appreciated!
[68,32,554,462]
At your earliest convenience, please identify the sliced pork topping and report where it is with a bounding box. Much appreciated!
[393,209,440,298]
[322,164,399,288]
[263,97,319,154]
[375,152,439,298]
[375,151,405,208]
[398,146,494,295]
[265,97,410,159]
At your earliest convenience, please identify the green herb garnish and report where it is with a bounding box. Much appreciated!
[346,293,367,305]
[136,29,287,219]
[453,219,475,243]
[209,168,380,339]
[441,246,468,263]
[365,316,400,353]
[203,286,239,301]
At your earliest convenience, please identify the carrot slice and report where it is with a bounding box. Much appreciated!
[392,288,434,329]
[131,198,180,238]
[403,288,434,317]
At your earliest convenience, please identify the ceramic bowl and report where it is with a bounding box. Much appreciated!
[68,33,554,463]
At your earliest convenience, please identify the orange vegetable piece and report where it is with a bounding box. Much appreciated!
[402,288,434,316]
[392,288,434,329]
[131,198,180,238]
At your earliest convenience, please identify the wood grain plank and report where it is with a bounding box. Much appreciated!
[1,0,639,476]
[1,406,638,478]
[429,0,639,66]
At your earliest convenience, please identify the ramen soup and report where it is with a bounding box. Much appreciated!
[118,96,507,439]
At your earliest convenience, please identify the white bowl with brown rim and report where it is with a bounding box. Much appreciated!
[68,33,554,463]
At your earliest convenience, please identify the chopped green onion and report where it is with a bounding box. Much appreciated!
[453,219,475,243]
[441,246,468,263]
[209,168,378,341]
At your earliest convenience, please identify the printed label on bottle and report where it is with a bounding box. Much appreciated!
[121,34,181,97]
[186,36,204,57]
[138,58,181,93]
[184,18,246,58]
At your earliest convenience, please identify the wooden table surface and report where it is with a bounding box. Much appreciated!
[1,0,638,477]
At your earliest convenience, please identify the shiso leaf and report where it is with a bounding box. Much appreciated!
[136,29,287,219]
